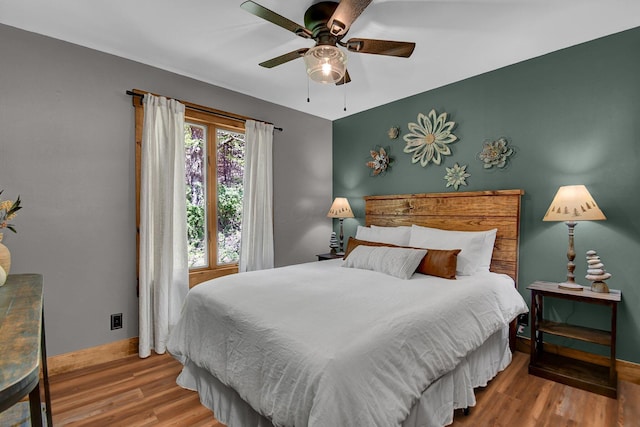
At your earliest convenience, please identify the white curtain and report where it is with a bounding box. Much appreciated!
[139,94,189,358]
[239,120,275,272]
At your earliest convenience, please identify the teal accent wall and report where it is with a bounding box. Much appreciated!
[333,27,640,363]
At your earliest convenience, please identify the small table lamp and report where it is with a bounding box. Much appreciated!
[543,185,606,289]
[327,197,354,254]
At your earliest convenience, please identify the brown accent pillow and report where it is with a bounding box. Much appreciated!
[343,237,461,279]
[343,237,394,259]
[417,248,461,280]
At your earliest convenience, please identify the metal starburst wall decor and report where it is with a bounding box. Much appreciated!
[478,137,514,169]
[444,163,470,190]
[366,146,393,176]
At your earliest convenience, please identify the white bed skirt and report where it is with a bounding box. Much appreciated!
[175,326,511,427]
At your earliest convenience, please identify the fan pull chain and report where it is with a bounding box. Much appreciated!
[307,76,310,103]
[343,78,347,112]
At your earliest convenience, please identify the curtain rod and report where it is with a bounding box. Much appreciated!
[126,90,283,132]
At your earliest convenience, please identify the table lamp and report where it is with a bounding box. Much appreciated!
[543,185,606,290]
[327,197,354,254]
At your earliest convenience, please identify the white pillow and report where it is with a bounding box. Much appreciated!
[355,225,411,246]
[342,245,427,280]
[409,225,497,275]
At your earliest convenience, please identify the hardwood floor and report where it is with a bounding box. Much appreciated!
[49,351,640,426]
[49,353,221,426]
[451,352,639,427]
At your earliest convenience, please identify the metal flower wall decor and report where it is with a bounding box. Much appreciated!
[478,137,514,169]
[444,163,470,190]
[402,109,458,167]
[387,126,400,139]
[366,146,393,176]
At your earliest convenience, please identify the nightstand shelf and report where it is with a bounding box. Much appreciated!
[530,352,615,396]
[316,253,343,261]
[537,320,611,346]
[527,280,621,398]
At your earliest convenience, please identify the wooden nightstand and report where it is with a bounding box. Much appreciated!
[316,253,343,261]
[527,280,621,398]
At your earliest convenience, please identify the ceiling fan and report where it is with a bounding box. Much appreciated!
[240,0,416,85]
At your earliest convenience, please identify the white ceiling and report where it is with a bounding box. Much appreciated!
[1,0,639,120]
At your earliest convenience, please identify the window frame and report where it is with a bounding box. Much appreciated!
[133,90,246,288]
[185,109,245,285]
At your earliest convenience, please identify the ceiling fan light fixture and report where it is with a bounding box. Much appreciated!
[304,45,347,84]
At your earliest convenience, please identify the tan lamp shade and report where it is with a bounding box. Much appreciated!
[543,185,606,222]
[327,197,354,218]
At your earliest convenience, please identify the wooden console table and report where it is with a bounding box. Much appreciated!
[0,274,53,426]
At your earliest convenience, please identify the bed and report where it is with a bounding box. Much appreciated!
[167,189,528,427]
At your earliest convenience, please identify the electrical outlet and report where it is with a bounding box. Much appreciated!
[111,313,123,330]
[517,313,529,326]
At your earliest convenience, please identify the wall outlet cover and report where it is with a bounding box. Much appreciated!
[111,313,123,330]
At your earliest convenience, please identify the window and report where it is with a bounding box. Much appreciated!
[133,91,245,287]
[185,115,245,268]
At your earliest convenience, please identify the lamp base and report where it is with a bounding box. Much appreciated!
[590,281,610,293]
[557,282,583,291]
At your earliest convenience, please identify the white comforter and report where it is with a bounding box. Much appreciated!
[167,259,528,427]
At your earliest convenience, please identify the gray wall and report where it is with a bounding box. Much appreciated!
[333,27,640,364]
[0,23,333,356]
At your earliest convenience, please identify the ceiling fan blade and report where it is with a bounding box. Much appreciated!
[328,0,372,37]
[335,70,352,86]
[241,1,312,39]
[259,48,309,68]
[344,38,416,58]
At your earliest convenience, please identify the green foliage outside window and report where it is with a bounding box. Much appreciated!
[216,129,244,264]
[217,184,242,263]
[185,124,206,267]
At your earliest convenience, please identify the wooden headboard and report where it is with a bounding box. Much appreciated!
[364,189,524,285]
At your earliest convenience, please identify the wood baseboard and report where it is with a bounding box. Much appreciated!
[516,336,640,385]
[47,335,640,385]
[47,337,139,376]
